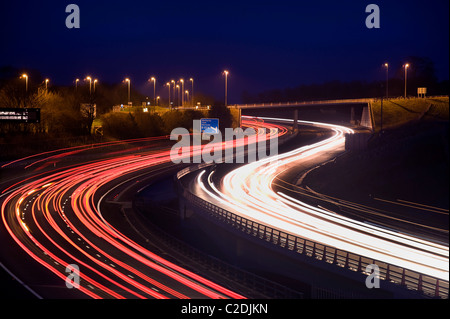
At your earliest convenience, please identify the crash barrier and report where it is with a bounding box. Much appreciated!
[177,170,448,299]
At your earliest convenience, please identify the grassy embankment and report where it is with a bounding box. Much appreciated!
[371,96,449,131]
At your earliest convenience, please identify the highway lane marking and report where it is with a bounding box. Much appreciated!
[397,199,448,213]
[273,181,449,234]
[0,262,43,299]
[374,197,449,215]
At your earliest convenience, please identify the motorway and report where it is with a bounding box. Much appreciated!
[2,115,448,299]
[191,117,449,285]
[0,118,286,299]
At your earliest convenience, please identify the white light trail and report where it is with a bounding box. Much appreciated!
[197,117,449,281]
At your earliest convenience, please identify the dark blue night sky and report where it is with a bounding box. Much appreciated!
[1,0,448,103]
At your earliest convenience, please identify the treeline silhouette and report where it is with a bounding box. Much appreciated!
[242,56,448,104]
[0,65,233,160]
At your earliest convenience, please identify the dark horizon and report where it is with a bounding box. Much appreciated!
[1,0,448,103]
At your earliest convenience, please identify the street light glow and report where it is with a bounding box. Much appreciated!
[124,78,131,103]
[22,73,28,92]
[85,76,93,96]
[404,63,410,98]
[383,63,389,99]
[180,79,184,106]
[223,70,229,106]
[150,77,156,106]
[189,78,194,107]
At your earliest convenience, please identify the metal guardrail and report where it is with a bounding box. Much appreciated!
[178,177,449,299]
[230,98,373,109]
[133,189,304,299]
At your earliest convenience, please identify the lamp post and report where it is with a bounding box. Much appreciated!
[383,63,389,99]
[404,63,409,99]
[124,78,131,104]
[171,80,175,107]
[93,79,98,93]
[166,82,171,109]
[75,78,79,91]
[22,74,28,93]
[150,77,156,106]
[45,78,49,90]
[86,76,92,96]
[223,70,229,106]
[185,90,189,105]
[176,84,180,108]
[189,78,194,107]
[179,78,184,107]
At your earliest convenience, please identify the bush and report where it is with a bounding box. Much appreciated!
[101,112,139,139]
[161,110,205,134]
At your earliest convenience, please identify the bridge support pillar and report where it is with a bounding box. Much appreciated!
[350,107,355,124]
[293,109,299,132]
[239,108,242,127]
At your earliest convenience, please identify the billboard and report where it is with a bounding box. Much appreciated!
[0,108,40,123]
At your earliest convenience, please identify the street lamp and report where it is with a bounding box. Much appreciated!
[383,63,389,99]
[45,78,49,90]
[176,84,180,107]
[171,80,175,106]
[223,70,229,106]
[156,96,160,106]
[166,82,171,109]
[150,77,156,106]
[185,90,189,105]
[179,78,184,107]
[124,78,131,104]
[93,79,98,93]
[189,78,194,107]
[403,63,409,99]
[75,78,80,91]
[86,76,92,96]
[21,74,28,93]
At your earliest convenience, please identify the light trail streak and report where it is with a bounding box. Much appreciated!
[1,118,284,299]
[198,116,449,282]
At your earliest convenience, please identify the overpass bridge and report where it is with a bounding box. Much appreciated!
[228,98,376,132]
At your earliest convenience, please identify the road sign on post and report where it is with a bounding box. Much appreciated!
[0,108,40,123]
[200,118,219,134]
[417,87,427,98]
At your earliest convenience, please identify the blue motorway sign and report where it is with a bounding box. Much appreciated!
[200,118,219,134]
